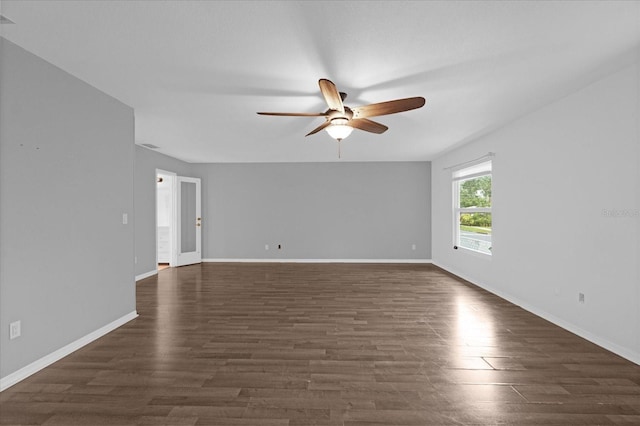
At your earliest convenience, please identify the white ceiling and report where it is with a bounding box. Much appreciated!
[1,1,639,163]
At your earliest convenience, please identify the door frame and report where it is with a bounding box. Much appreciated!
[156,169,177,267]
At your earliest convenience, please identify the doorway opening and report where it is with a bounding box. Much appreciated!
[156,169,176,269]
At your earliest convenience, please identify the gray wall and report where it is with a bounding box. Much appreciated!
[134,146,199,276]
[432,62,640,363]
[0,39,136,378]
[199,162,431,260]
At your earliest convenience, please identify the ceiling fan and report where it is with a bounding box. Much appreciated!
[257,79,425,156]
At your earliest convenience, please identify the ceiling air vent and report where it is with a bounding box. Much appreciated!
[0,15,15,24]
[141,143,160,149]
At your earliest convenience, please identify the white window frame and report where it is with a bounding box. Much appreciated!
[452,160,492,256]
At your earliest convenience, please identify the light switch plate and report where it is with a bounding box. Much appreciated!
[9,321,21,340]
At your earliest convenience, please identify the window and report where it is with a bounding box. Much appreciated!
[453,160,492,255]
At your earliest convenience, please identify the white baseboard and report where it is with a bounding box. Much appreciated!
[432,262,640,366]
[135,269,157,281]
[0,311,138,392]
[203,258,432,264]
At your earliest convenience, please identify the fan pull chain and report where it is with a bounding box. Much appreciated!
[337,139,341,159]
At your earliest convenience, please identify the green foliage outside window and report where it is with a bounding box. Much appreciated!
[459,212,492,227]
[459,175,491,208]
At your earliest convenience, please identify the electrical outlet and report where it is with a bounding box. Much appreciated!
[411,244,416,251]
[9,321,21,340]
[278,244,282,250]
[578,293,585,303]
[265,244,269,251]
[122,213,128,225]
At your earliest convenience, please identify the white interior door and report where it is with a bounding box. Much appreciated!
[174,176,201,267]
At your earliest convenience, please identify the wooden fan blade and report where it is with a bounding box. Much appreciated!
[349,118,388,134]
[305,120,331,136]
[352,97,425,119]
[319,79,345,113]
[257,112,327,117]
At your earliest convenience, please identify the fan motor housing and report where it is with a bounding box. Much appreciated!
[327,107,353,122]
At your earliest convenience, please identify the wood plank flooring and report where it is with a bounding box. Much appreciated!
[1,263,639,425]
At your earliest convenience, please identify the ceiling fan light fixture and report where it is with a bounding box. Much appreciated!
[325,118,353,141]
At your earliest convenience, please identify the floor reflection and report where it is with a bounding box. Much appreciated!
[154,269,178,360]
[455,294,496,348]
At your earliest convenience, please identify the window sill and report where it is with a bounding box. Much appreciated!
[454,246,492,260]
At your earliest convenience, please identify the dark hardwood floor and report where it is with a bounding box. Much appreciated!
[1,263,639,425]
